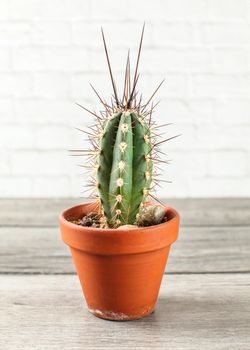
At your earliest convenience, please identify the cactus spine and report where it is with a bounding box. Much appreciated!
[71,25,177,228]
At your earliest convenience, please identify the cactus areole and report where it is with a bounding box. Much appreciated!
[71,25,178,228]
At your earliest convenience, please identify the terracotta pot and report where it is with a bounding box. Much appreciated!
[59,202,180,321]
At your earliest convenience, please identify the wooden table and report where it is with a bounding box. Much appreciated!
[1,198,250,349]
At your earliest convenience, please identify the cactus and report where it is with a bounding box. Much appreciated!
[71,25,178,228]
[96,110,153,227]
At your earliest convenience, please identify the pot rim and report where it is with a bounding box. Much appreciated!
[60,202,179,233]
[59,202,180,255]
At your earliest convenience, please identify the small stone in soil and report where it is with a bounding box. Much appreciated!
[117,224,138,230]
[137,205,166,227]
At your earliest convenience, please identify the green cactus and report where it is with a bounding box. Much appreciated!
[71,25,178,228]
[96,111,153,227]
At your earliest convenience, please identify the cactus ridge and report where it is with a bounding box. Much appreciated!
[71,25,178,228]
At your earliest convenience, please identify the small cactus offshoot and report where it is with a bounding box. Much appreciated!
[70,25,179,228]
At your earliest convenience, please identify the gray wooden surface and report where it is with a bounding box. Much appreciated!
[1,198,250,349]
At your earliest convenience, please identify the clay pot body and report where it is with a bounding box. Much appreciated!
[60,202,180,321]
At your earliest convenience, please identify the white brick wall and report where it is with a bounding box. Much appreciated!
[0,0,250,198]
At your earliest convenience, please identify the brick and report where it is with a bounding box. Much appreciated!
[12,48,45,71]
[156,178,190,198]
[34,125,72,149]
[200,23,250,46]
[189,177,250,197]
[13,99,76,124]
[0,98,13,121]
[212,49,248,73]
[43,48,90,71]
[129,0,208,20]
[170,151,209,177]
[209,151,247,176]
[0,22,31,46]
[156,98,213,126]
[216,99,250,125]
[8,0,90,20]
[157,99,189,123]
[70,172,95,197]
[0,124,34,149]
[33,176,71,197]
[0,152,10,175]
[0,1,11,19]
[159,124,195,151]
[69,171,101,198]
[196,125,250,150]
[91,0,128,20]
[247,152,250,175]
[190,75,250,98]
[207,0,247,20]
[0,177,32,197]
[0,49,10,71]
[70,72,111,100]
[10,151,71,175]
[70,130,89,150]
[154,155,191,197]
[72,22,98,47]
[141,48,211,73]
[31,21,71,45]
[152,23,194,47]
[70,174,84,197]
[31,20,71,45]
[33,73,69,98]
[188,99,215,124]
[0,73,32,97]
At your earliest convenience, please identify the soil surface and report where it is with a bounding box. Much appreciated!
[69,212,102,228]
[68,212,168,229]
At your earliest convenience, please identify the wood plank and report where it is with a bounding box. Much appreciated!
[0,198,250,227]
[1,226,249,274]
[0,274,249,350]
[0,198,80,227]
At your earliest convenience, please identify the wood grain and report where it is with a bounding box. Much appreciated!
[1,198,249,349]
[1,198,250,227]
[1,274,249,350]
[1,225,249,274]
